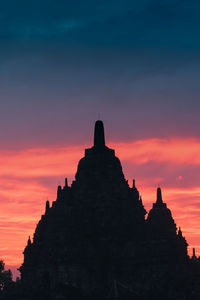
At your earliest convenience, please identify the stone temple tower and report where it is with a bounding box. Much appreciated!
[147,187,188,262]
[20,120,188,299]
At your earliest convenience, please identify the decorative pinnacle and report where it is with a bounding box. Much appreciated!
[27,236,31,246]
[156,187,163,204]
[45,200,50,214]
[133,179,135,189]
[193,248,196,258]
[57,185,62,194]
[178,227,182,237]
[94,120,105,148]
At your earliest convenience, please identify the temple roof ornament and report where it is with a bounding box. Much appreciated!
[192,248,197,260]
[94,120,105,148]
[178,227,183,237]
[153,187,167,208]
[156,187,163,204]
[45,200,50,214]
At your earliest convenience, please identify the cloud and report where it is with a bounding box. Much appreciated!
[0,137,200,273]
[113,137,200,165]
[0,136,200,181]
[0,0,199,280]
[0,0,199,50]
[0,146,83,178]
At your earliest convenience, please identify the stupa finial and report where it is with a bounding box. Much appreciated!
[45,200,50,214]
[192,248,196,259]
[156,187,163,204]
[27,236,31,246]
[94,120,105,148]
[178,227,183,237]
[133,179,135,188]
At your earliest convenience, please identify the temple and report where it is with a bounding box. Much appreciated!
[19,121,199,299]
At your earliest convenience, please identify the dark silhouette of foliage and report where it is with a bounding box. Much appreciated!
[0,261,12,291]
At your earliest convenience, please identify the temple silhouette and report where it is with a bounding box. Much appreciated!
[19,121,200,300]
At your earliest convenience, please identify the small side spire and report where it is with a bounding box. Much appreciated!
[178,227,183,237]
[45,200,50,214]
[156,187,163,205]
[132,179,135,189]
[132,179,139,199]
[65,178,68,187]
[192,248,197,259]
[27,236,31,246]
[23,236,32,256]
[57,185,62,198]
[94,120,105,148]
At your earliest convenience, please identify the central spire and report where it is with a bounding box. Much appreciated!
[94,120,105,148]
[156,187,163,205]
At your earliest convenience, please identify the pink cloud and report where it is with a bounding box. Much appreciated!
[0,137,200,278]
[112,137,200,165]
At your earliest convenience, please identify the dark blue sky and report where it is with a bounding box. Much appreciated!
[0,0,200,148]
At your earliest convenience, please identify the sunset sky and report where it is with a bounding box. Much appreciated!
[0,0,200,278]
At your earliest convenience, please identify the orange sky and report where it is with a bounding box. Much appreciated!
[1,137,200,279]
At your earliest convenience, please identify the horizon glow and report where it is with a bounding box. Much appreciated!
[1,136,200,278]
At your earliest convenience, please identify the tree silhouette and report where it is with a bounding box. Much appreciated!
[0,261,12,291]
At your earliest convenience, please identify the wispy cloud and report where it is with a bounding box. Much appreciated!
[113,137,200,165]
[0,137,200,274]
